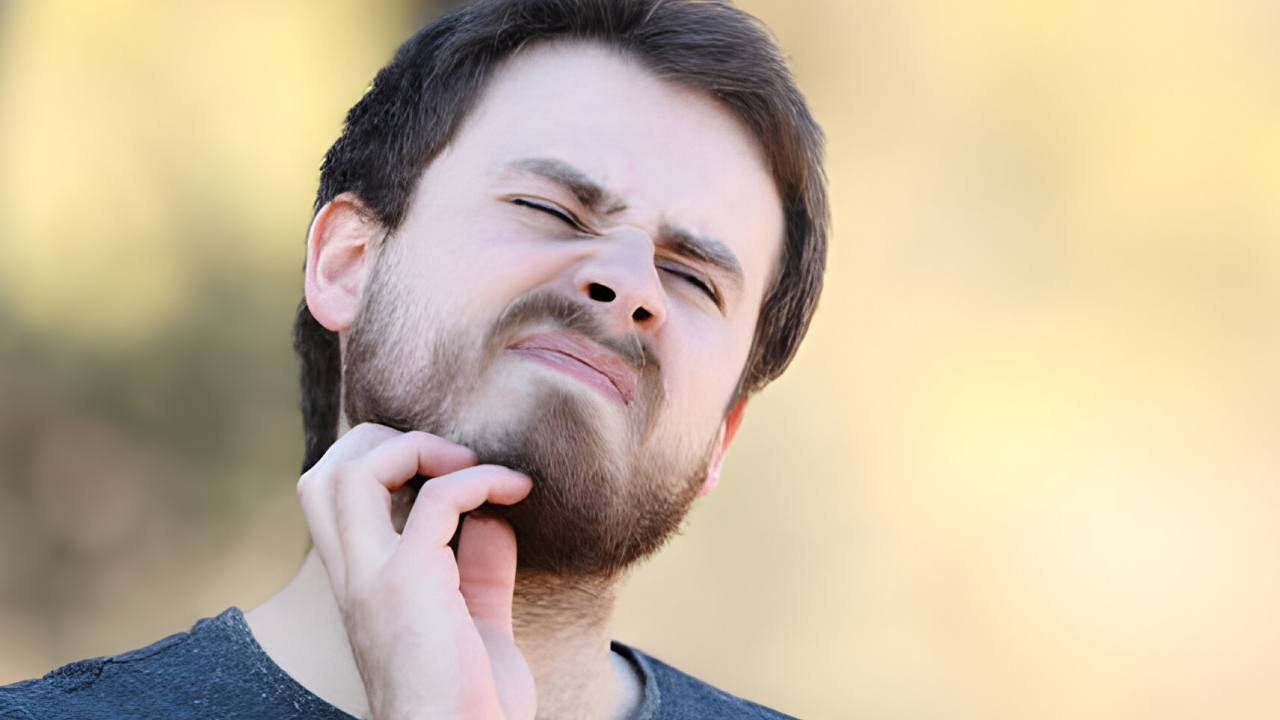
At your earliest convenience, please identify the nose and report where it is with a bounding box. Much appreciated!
[572,227,667,332]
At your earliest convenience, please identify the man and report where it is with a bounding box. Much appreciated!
[0,0,827,717]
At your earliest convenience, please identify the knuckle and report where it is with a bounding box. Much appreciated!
[345,422,391,446]
[296,469,323,499]
[414,481,458,512]
[408,429,473,456]
[405,430,440,450]
[349,421,378,435]
[331,461,360,489]
[414,480,442,502]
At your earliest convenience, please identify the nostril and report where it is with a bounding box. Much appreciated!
[588,283,616,302]
[632,307,652,322]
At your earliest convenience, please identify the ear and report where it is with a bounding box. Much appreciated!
[697,396,749,497]
[305,192,384,332]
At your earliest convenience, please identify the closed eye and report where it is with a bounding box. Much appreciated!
[657,260,720,306]
[511,197,593,234]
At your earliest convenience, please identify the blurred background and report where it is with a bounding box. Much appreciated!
[1,0,1278,717]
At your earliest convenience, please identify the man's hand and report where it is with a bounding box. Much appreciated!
[297,423,536,720]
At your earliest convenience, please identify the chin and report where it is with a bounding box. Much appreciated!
[346,316,700,578]
[450,383,700,579]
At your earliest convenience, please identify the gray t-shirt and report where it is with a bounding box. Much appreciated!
[0,608,796,719]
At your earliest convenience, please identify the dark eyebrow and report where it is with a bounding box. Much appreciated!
[509,157,745,295]
[509,157,628,215]
[658,222,745,291]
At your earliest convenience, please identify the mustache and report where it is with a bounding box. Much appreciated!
[488,290,659,372]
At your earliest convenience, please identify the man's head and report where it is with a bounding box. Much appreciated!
[295,0,828,578]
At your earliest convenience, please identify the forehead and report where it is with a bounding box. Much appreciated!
[436,41,785,301]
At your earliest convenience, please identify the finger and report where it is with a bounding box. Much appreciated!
[301,457,404,590]
[322,422,402,461]
[300,427,476,538]
[298,464,347,586]
[298,495,344,590]
[483,628,536,720]
[458,514,535,720]
[401,466,532,550]
[302,424,477,483]
[297,425,402,583]
[457,513,518,634]
[331,461,402,573]
[295,423,401,550]
[299,427,476,584]
[351,430,480,493]
[330,433,477,571]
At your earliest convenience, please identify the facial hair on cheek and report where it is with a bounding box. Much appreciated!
[342,283,715,579]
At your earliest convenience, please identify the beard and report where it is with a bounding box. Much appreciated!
[342,272,715,579]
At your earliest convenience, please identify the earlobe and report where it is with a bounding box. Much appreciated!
[305,193,384,332]
[697,396,749,497]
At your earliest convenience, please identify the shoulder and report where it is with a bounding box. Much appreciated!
[0,616,204,717]
[0,608,351,720]
[613,642,801,720]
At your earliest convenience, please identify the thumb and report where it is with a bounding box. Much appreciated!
[457,511,518,631]
[458,513,536,719]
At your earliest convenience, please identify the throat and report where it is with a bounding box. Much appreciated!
[513,571,642,720]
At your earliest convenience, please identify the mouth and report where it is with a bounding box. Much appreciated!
[508,331,637,404]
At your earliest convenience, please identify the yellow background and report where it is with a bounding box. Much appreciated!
[2,1,1278,718]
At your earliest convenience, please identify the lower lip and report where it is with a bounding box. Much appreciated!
[510,347,626,404]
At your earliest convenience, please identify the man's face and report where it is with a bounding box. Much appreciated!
[341,42,784,578]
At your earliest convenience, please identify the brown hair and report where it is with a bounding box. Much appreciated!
[295,0,829,471]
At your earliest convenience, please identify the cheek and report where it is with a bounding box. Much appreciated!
[660,314,755,430]
[414,229,573,313]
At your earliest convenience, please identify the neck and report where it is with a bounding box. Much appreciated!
[511,571,628,720]
[245,549,642,720]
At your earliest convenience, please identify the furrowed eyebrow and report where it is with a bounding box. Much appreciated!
[509,157,629,215]
[507,156,745,295]
[658,222,745,291]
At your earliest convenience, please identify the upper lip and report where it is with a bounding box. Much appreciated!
[509,330,637,402]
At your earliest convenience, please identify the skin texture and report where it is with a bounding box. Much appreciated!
[344,284,696,579]
[247,42,783,720]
